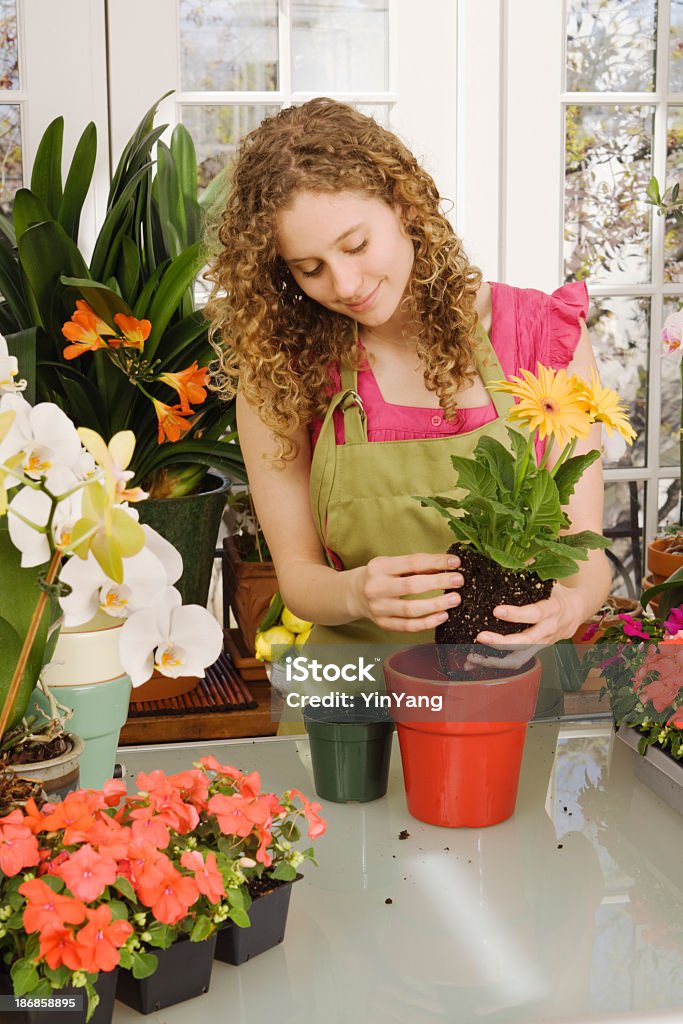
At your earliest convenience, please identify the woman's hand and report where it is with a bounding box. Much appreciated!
[467,582,586,670]
[348,553,464,633]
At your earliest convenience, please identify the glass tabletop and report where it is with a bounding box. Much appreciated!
[111,721,683,1023]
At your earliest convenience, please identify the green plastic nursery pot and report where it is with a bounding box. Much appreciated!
[136,471,229,607]
[303,704,394,803]
[383,646,542,828]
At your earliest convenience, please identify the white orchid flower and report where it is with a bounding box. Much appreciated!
[141,524,183,584]
[119,587,223,686]
[58,542,171,626]
[0,334,26,394]
[7,466,82,567]
[0,399,83,479]
[78,428,148,503]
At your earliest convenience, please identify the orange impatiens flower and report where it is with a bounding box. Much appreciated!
[113,313,151,352]
[75,905,133,974]
[38,923,83,971]
[136,855,200,925]
[180,850,225,903]
[56,843,117,901]
[152,398,194,444]
[158,362,208,413]
[0,810,40,875]
[19,877,87,933]
[61,300,117,360]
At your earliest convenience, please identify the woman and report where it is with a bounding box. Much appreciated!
[207,98,611,659]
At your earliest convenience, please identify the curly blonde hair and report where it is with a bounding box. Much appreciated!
[206,98,482,461]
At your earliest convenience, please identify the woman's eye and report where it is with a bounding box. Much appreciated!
[348,240,368,255]
[302,264,323,278]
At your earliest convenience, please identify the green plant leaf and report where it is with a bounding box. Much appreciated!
[132,258,169,318]
[524,471,562,532]
[58,122,97,241]
[198,163,231,216]
[147,921,175,949]
[449,455,498,500]
[117,235,142,305]
[190,915,214,942]
[18,221,90,334]
[12,189,53,242]
[157,140,186,254]
[0,238,29,327]
[227,906,251,929]
[113,876,137,902]
[131,951,159,979]
[144,242,203,359]
[270,862,297,881]
[10,958,39,996]
[30,116,64,219]
[90,163,153,283]
[474,435,515,493]
[529,549,581,580]
[559,529,610,551]
[553,450,601,504]
[258,592,285,632]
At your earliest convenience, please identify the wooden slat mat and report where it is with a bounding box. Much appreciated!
[127,651,258,717]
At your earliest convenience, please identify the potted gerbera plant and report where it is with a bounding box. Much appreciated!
[384,363,636,828]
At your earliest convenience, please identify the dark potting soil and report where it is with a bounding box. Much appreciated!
[0,733,70,766]
[435,543,553,679]
[247,875,288,898]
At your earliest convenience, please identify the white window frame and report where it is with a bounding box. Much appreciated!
[17,0,110,256]
[459,0,673,578]
[106,0,458,215]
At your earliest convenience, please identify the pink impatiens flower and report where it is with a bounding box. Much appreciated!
[618,613,650,640]
[664,605,683,638]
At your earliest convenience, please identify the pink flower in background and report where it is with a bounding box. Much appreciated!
[662,311,683,362]
[664,605,683,638]
[618,613,650,640]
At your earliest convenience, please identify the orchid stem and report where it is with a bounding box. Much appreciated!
[0,549,62,740]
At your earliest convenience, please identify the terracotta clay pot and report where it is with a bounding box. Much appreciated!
[222,535,278,652]
[641,573,661,615]
[129,670,200,703]
[647,536,683,587]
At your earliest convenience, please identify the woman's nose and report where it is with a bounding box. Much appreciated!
[329,261,362,301]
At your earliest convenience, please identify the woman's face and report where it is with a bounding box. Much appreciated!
[275,190,415,329]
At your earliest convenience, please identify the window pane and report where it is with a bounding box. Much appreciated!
[566,0,657,92]
[661,297,682,468]
[669,1,683,93]
[354,103,391,127]
[658,477,680,531]
[564,104,653,284]
[179,0,278,92]
[0,104,21,215]
[588,294,649,468]
[181,104,280,193]
[0,0,18,90]
[292,0,388,92]
[664,106,683,282]
[604,480,644,598]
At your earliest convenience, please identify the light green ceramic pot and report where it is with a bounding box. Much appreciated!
[35,612,131,788]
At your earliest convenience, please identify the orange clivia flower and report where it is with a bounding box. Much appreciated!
[75,905,133,974]
[113,312,151,352]
[158,362,208,414]
[61,300,117,360]
[152,399,193,444]
[19,878,87,933]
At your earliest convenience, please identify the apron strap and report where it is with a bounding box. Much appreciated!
[472,322,516,420]
[309,384,366,546]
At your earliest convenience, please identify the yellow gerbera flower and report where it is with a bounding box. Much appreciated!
[573,369,636,444]
[489,364,592,447]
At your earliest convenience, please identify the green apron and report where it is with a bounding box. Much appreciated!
[307,321,515,645]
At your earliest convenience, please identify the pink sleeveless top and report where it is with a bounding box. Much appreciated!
[309,280,589,462]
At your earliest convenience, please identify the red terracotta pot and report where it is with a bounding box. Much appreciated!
[647,536,683,587]
[383,646,542,828]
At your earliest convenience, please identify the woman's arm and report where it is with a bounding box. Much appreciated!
[236,393,464,632]
[474,321,612,653]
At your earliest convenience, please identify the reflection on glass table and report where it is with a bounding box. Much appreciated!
[112,721,683,1023]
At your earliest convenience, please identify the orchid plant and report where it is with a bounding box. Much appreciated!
[0,334,223,748]
[418,363,636,580]
[0,761,326,1020]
